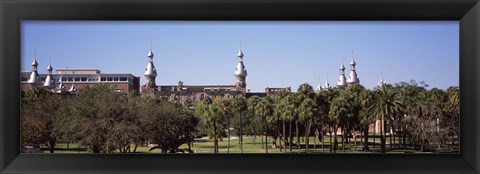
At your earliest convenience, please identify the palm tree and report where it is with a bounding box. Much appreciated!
[369,86,405,153]
[298,98,317,152]
[247,96,261,148]
[282,95,296,152]
[197,96,220,153]
[217,99,233,153]
[273,89,290,152]
[231,96,247,153]
[294,83,314,152]
[328,91,349,153]
[358,89,374,151]
[256,99,273,153]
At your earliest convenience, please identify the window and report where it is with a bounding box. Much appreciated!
[101,77,106,81]
[107,77,113,81]
[21,77,28,81]
[81,77,87,81]
[74,77,80,81]
[68,77,73,81]
[41,77,46,81]
[113,77,119,81]
[120,77,127,81]
[62,77,67,82]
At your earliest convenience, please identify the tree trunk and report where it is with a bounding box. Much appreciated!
[373,120,376,148]
[305,120,312,153]
[264,118,268,154]
[333,125,338,153]
[261,133,264,149]
[278,130,283,152]
[133,143,138,153]
[329,124,332,153]
[227,115,230,154]
[283,121,287,153]
[363,125,370,152]
[213,119,218,153]
[321,128,324,152]
[289,121,293,153]
[381,116,386,153]
[342,125,345,152]
[48,139,56,153]
[296,121,300,153]
[239,111,243,153]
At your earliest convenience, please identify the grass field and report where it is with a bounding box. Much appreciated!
[39,135,458,154]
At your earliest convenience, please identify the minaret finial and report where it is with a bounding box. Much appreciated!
[147,41,154,60]
[237,42,244,60]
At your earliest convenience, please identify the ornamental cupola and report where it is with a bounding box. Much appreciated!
[144,42,158,89]
[27,50,40,84]
[377,72,386,88]
[337,56,348,87]
[347,50,360,86]
[56,75,66,94]
[43,57,55,88]
[234,45,247,93]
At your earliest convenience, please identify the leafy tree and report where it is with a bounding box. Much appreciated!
[369,86,405,153]
[256,98,273,153]
[21,86,62,153]
[298,98,317,152]
[231,96,247,153]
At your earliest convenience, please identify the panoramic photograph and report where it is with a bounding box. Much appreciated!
[20,21,459,154]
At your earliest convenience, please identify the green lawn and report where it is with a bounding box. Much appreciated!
[41,135,457,153]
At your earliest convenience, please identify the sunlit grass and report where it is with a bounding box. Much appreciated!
[42,135,457,154]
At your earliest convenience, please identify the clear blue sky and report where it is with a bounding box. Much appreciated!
[21,21,459,92]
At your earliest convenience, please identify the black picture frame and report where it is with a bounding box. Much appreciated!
[1,0,478,174]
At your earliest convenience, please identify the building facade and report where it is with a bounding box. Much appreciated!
[21,55,140,94]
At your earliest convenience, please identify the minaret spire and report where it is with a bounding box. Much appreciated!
[347,50,360,86]
[234,43,247,93]
[323,73,331,89]
[144,42,158,91]
[377,70,386,87]
[337,55,347,87]
[315,76,322,93]
[44,56,55,88]
[28,50,40,84]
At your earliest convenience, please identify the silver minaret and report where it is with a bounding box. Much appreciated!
[347,51,360,86]
[234,48,247,92]
[27,50,40,84]
[144,43,158,90]
[43,57,55,88]
[377,72,386,88]
[337,56,348,87]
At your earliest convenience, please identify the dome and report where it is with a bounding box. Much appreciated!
[144,62,157,77]
[234,61,247,76]
[32,58,38,67]
[43,75,54,88]
[350,58,356,66]
[337,74,347,87]
[147,50,154,58]
[237,49,244,59]
[339,63,345,71]
[47,64,53,72]
[27,71,39,84]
